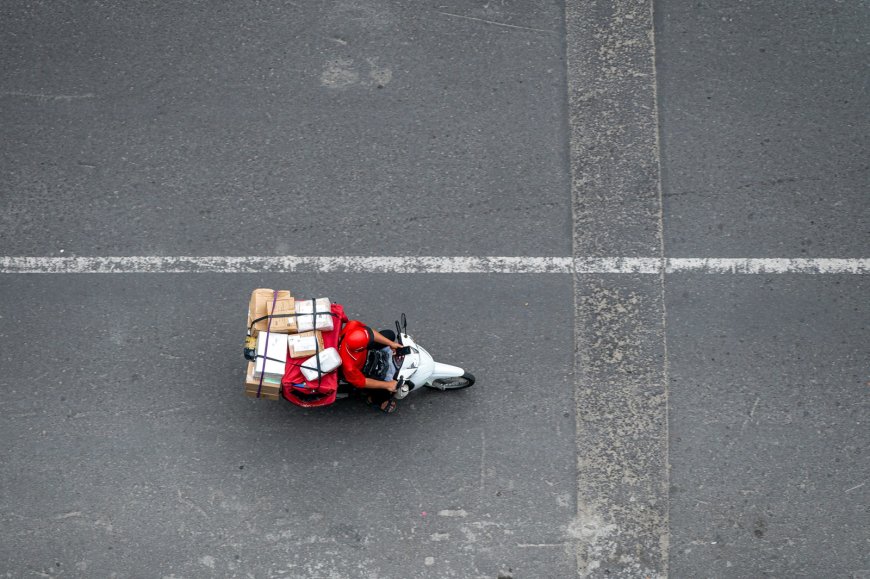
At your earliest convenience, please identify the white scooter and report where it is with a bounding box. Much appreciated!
[336,314,475,399]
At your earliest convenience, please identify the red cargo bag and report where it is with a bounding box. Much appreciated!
[281,302,348,408]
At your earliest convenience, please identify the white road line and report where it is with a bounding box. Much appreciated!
[582,257,870,274]
[0,256,868,274]
[0,256,571,274]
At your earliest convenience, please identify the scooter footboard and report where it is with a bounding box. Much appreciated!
[430,362,464,382]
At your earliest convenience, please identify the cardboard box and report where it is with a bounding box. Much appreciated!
[244,385,280,400]
[300,347,342,382]
[288,331,325,359]
[294,297,334,332]
[265,296,297,333]
[248,288,293,335]
[253,331,287,382]
[244,361,281,400]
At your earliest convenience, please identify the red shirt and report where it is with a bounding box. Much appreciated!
[339,320,374,388]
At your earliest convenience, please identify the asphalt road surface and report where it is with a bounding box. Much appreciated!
[1,1,867,578]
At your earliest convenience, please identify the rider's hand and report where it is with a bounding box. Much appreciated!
[387,380,398,393]
[389,341,401,353]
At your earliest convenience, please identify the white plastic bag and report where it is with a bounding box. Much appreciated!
[300,347,342,382]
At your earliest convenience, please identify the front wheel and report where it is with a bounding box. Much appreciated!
[426,372,475,391]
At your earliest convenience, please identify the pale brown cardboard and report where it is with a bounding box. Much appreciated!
[247,288,293,335]
[244,387,280,401]
[288,331,325,359]
[245,361,281,400]
[265,296,297,333]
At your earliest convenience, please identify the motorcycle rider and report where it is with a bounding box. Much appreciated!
[338,320,403,413]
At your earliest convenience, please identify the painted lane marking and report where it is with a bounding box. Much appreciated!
[0,256,867,274]
[0,256,572,274]
[579,257,870,275]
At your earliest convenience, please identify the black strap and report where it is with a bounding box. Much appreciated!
[309,299,323,385]
[249,311,296,330]
[287,357,334,384]
[281,299,347,388]
[286,299,334,388]
[248,300,340,333]
[290,298,333,387]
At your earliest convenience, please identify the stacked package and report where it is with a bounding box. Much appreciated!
[288,331,325,359]
[253,332,287,382]
[244,289,337,401]
[248,289,294,335]
[244,361,281,400]
[294,298,335,332]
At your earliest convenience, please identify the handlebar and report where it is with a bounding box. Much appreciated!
[395,314,408,345]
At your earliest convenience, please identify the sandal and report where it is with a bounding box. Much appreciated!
[378,399,398,414]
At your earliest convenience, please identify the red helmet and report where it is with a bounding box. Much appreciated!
[344,328,370,352]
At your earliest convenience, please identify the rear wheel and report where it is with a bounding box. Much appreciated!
[426,372,475,391]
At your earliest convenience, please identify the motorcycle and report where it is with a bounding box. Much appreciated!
[335,314,475,401]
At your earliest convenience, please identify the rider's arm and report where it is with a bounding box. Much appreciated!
[371,329,401,350]
[364,377,397,392]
